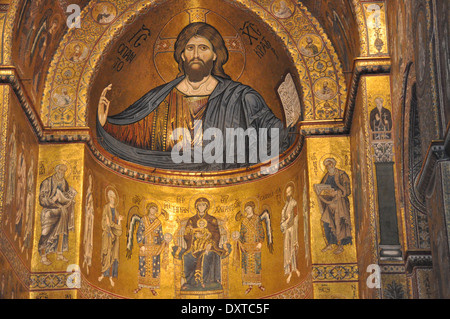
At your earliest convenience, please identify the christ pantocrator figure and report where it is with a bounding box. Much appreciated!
[97,22,295,170]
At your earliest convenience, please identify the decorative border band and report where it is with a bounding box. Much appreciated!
[312,264,359,282]
[300,58,391,136]
[1,59,391,186]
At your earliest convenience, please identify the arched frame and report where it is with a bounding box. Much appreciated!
[37,0,348,127]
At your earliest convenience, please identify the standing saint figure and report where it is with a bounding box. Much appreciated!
[97,22,295,170]
[280,185,301,283]
[126,202,169,296]
[369,97,392,140]
[98,188,123,287]
[234,201,273,294]
[14,140,27,244]
[314,158,352,255]
[22,157,35,257]
[82,174,94,274]
[38,164,77,265]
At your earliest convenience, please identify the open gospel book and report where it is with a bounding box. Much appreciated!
[278,73,301,128]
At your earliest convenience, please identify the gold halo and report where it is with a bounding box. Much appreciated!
[231,231,241,241]
[141,198,162,215]
[29,152,35,166]
[241,197,260,215]
[47,160,72,179]
[64,41,89,63]
[283,181,296,202]
[371,95,389,108]
[104,185,119,206]
[189,193,216,215]
[318,153,343,173]
[298,33,324,57]
[270,0,296,19]
[153,8,246,83]
[91,2,117,25]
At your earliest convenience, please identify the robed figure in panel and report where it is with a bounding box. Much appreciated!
[126,202,170,296]
[234,201,273,294]
[38,164,76,265]
[98,188,123,287]
[315,158,352,255]
[280,185,301,283]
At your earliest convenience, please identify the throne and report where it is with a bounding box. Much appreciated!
[172,215,231,299]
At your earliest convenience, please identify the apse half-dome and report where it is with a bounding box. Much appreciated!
[88,3,303,171]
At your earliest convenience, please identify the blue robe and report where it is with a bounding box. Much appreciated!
[136,217,164,288]
[97,76,296,170]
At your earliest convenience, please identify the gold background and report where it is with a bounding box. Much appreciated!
[0,0,410,300]
[306,136,357,265]
[78,146,311,299]
[31,144,85,273]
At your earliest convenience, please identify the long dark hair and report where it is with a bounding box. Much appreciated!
[174,22,231,80]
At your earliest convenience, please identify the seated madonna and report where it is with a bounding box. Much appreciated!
[172,197,231,292]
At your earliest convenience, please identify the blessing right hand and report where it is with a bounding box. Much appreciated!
[98,84,112,126]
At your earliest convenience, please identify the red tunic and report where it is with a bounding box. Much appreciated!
[103,88,209,151]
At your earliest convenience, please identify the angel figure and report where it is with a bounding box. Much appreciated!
[126,202,170,296]
[233,201,273,294]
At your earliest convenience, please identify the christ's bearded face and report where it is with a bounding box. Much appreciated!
[181,36,217,82]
